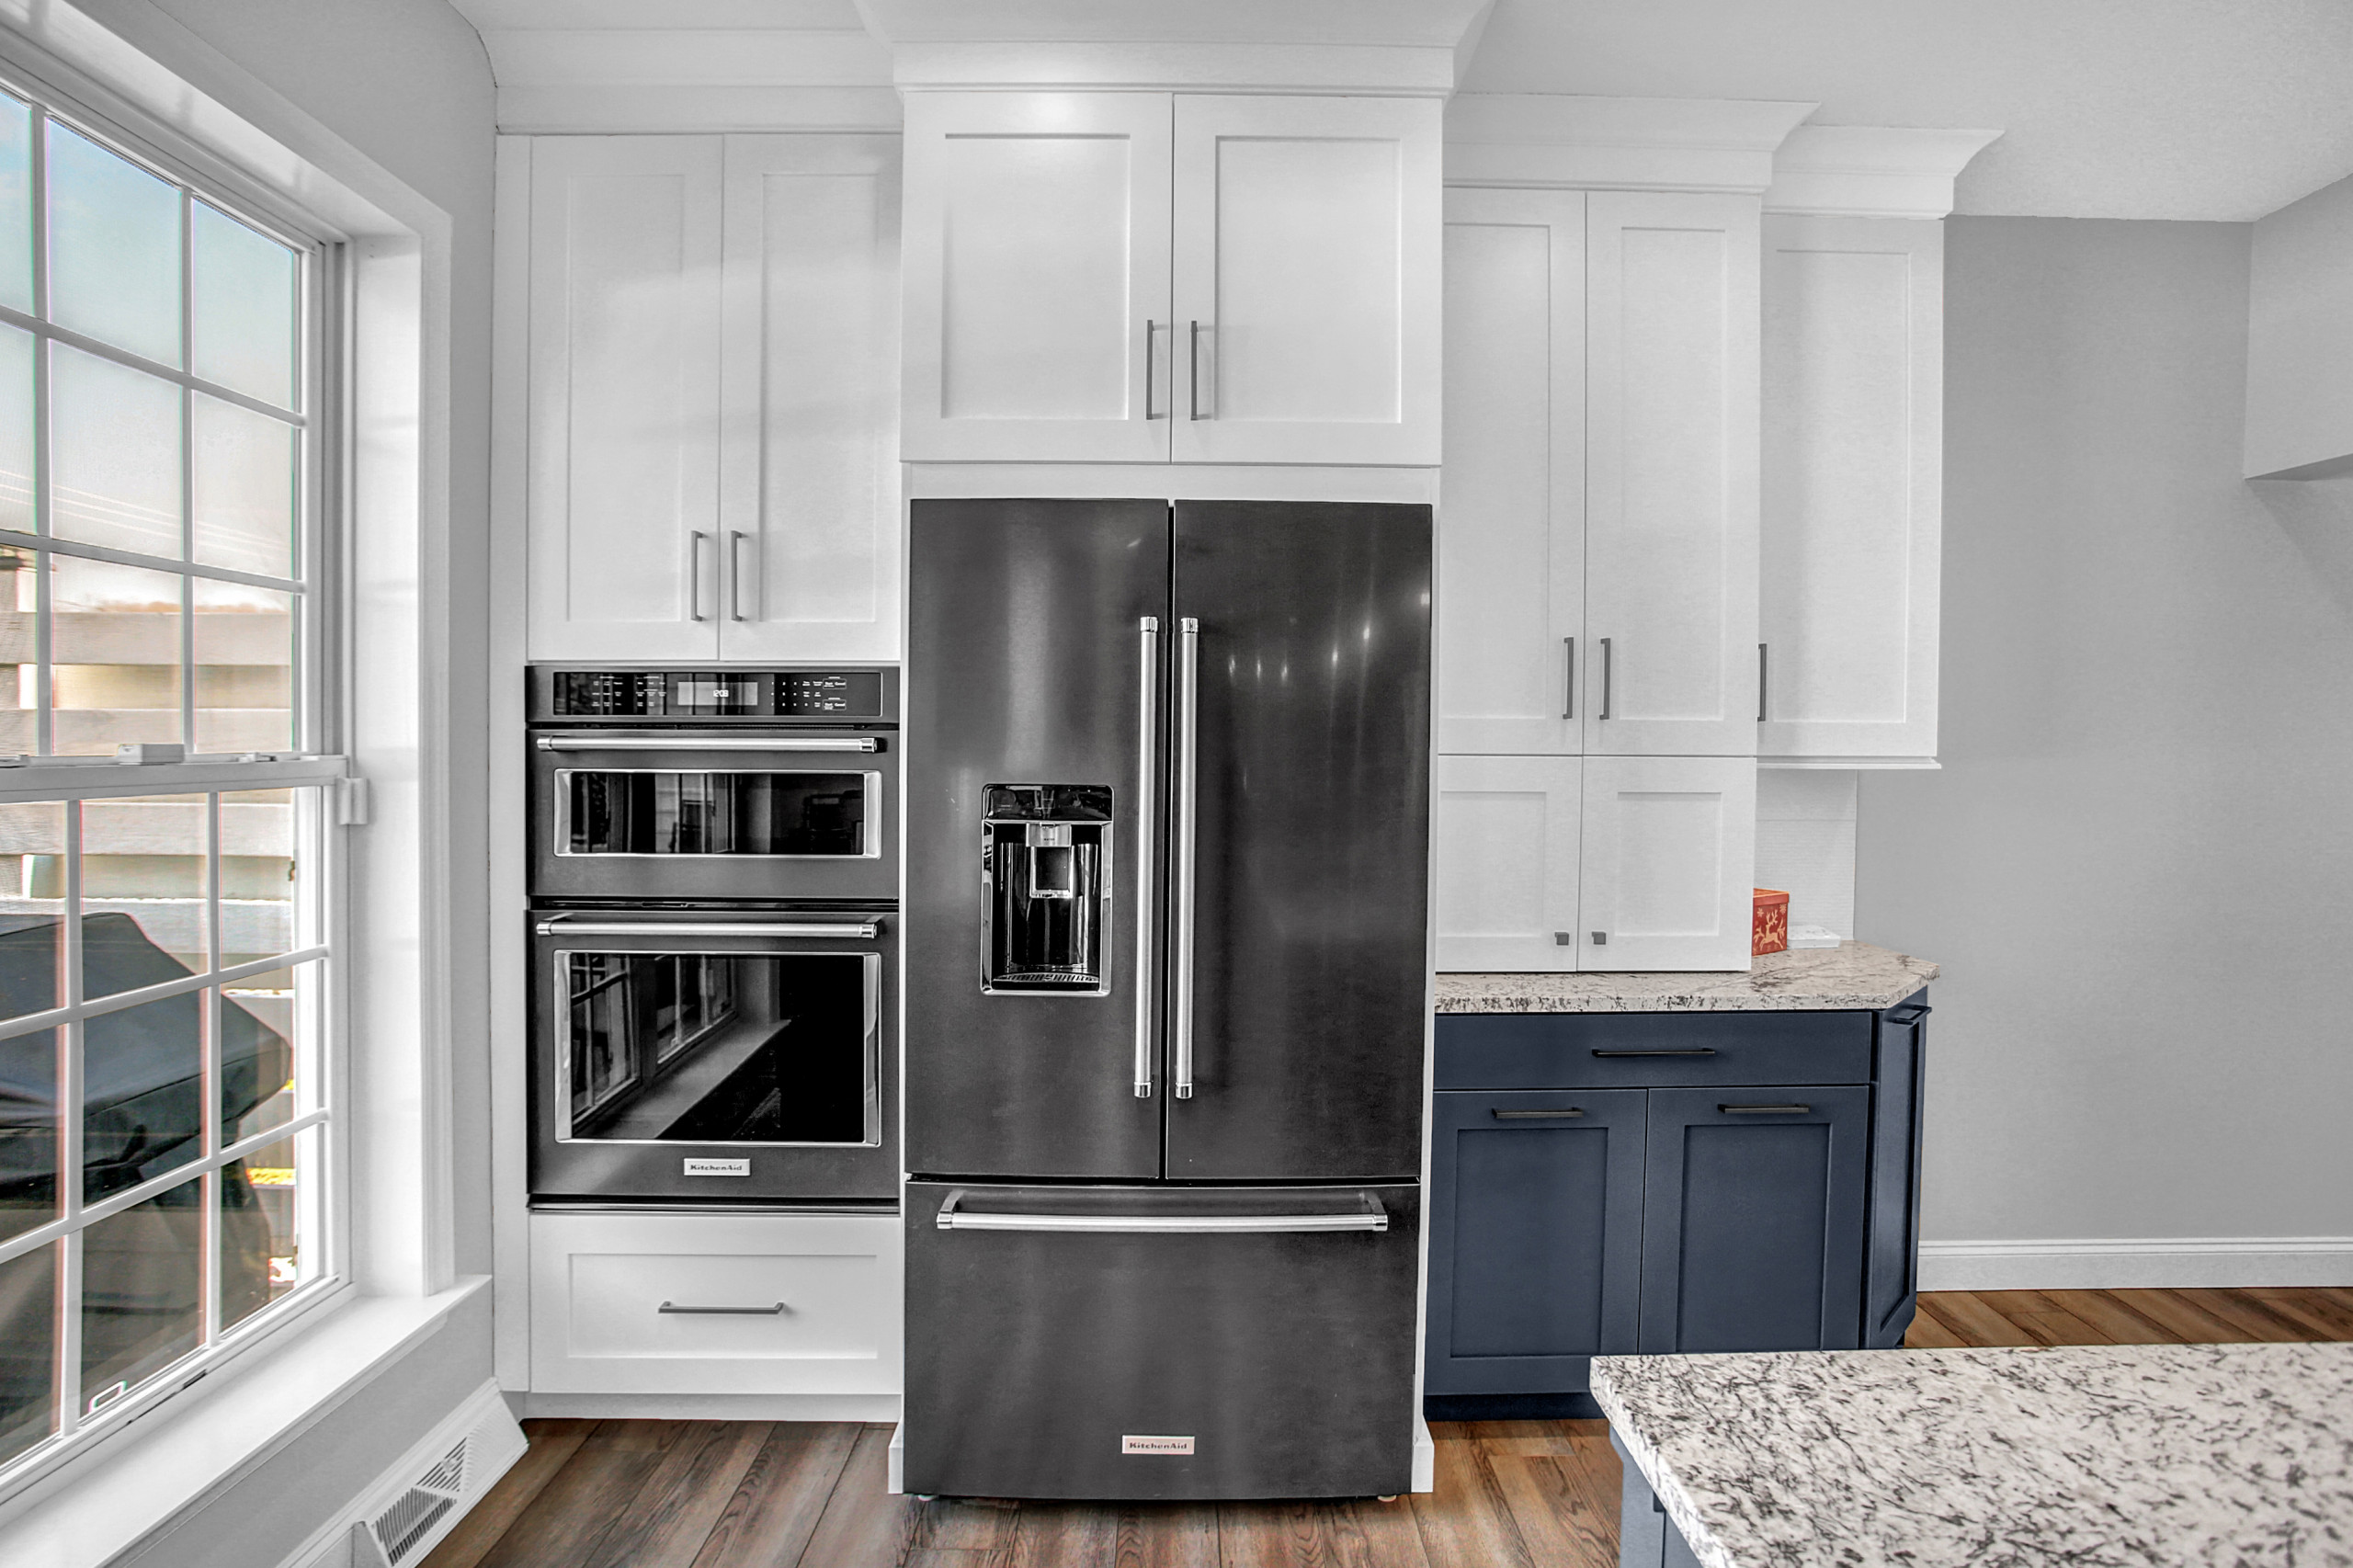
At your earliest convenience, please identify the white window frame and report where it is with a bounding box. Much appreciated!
[0,62,354,1504]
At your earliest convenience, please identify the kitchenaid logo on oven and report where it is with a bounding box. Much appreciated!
[683,1158,751,1177]
[1122,1436,1196,1455]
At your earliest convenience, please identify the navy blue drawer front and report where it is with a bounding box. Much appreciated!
[1436,1010,1874,1090]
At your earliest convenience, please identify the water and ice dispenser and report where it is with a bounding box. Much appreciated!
[982,784,1112,994]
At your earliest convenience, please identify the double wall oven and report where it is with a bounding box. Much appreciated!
[527,666,898,1204]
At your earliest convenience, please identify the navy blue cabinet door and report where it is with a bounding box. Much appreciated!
[1864,997,1929,1346]
[1636,1086,1870,1354]
[1425,1088,1646,1394]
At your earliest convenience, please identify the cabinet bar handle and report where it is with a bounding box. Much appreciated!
[1172,617,1200,1098]
[1599,637,1613,720]
[1142,319,1160,421]
[1133,616,1159,1098]
[1592,1048,1716,1058]
[688,531,710,622]
[1493,1108,1583,1119]
[1563,637,1575,721]
[658,1301,786,1315]
[1188,321,1204,420]
[1721,1104,1811,1115]
[1758,642,1768,722]
[730,530,750,621]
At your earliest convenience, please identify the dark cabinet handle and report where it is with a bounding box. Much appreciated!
[1720,1104,1810,1115]
[1592,1049,1716,1058]
[1493,1108,1583,1119]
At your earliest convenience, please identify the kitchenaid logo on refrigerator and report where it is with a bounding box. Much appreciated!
[1122,1436,1196,1455]
[683,1158,752,1176]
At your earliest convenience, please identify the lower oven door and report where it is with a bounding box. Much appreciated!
[529,730,894,901]
[530,909,895,1202]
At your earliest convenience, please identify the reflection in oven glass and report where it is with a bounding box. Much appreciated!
[565,772,867,857]
[564,953,868,1143]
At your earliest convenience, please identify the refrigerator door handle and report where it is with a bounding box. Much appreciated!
[1133,616,1160,1098]
[934,1189,1389,1233]
[1172,616,1201,1099]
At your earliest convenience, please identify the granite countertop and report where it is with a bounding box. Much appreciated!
[1592,1342,2353,1568]
[1436,940,1938,1013]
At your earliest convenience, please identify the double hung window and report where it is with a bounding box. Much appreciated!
[0,78,344,1488]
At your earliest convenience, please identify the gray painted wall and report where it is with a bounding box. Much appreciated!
[1859,216,2353,1246]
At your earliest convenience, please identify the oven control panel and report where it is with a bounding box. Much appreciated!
[533,667,896,723]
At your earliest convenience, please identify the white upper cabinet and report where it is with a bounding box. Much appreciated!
[1758,215,1942,761]
[1576,755,1756,971]
[1170,96,1440,465]
[1437,187,1585,755]
[527,137,725,662]
[1583,192,1760,756]
[523,134,905,663]
[1433,755,1583,972]
[719,136,903,662]
[900,93,1171,463]
[900,91,1439,465]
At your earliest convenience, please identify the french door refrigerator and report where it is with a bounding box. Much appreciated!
[904,499,1432,1501]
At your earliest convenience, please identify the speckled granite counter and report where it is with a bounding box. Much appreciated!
[1436,940,1937,1013]
[1593,1342,2353,1568]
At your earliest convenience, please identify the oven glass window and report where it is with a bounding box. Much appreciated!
[563,952,870,1144]
[562,771,870,857]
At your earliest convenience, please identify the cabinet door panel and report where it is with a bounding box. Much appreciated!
[1426,1088,1644,1395]
[1438,189,1585,755]
[527,137,723,660]
[902,93,1171,461]
[1585,193,1758,755]
[1638,1086,1870,1354]
[1434,755,1581,972]
[1578,756,1755,971]
[1171,96,1439,464]
[1759,216,1941,760]
[719,136,901,661]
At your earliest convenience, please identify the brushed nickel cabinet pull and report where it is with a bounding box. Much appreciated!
[1563,637,1575,721]
[1593,1049,1716,1058]
[1721,1104,1811,1115]
[1143,320,1160,420]
[659,1301,786,1315]
[1599,637,1613,720]
[1493,1108,1583,1119]
[1758,642,1768,722]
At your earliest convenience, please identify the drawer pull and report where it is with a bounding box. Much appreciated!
[1493,1108,1583,1119]
[935,1189,1387,1234]
[1720,1104,1811,1115]
[1592,1049,1716,1058]
[658,1301,787,1315]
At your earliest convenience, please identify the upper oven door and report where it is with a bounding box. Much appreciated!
[529,730,896,901]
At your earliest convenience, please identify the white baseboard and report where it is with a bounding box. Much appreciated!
[515,1391,902,1423]
[276,1380,527,1568]
[1919,1237,2353,1292]
[1411,1422,1434,1493]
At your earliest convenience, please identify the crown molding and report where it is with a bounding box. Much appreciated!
[1445,94,1818,195]
[493,85,903,134]
[1765,125,2005,219]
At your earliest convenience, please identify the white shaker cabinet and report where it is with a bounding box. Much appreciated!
[526,137,725,662]
[1583,192,1761,757]
[1169,95,1440,465]
[1575,756,1756,971]
[522,135,905,663]
[1437,187,1585,755]
[899,92,1439,465]
[1433,755,1584,971]
[1758,215,1942,761]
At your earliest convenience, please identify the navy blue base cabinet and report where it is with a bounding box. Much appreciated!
[1425,994,1927,1417]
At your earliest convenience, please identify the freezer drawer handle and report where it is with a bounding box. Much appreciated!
[537,735,881,753]
[1493,1108,1583,1119]
[658,1301,786,1315]
[535,915,881,939]
[1592,1049,1716,1058]
[1720,1104,1812,1115]
[933,1189,1388,1234]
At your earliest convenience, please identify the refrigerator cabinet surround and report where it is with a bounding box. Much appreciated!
[903,1182,1421,1500]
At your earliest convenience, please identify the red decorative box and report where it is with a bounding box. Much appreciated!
[1752,888,1790,956]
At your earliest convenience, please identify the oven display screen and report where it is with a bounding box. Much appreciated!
[671,675,759,713]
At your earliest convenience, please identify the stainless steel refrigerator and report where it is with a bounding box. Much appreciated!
[903,498,1432,1501]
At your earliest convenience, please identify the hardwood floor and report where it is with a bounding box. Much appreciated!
[425,1288,2353,1568]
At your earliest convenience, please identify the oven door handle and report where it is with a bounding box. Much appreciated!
[535,915,882,939]
[535,735,881,753]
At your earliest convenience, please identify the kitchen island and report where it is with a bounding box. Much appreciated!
[1595,1341,2353,1568]
[1437,938,1938,1012]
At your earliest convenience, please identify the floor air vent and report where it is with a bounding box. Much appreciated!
[365,1437,470,1564]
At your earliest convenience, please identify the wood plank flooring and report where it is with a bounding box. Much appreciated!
[426,1288,2353,1568]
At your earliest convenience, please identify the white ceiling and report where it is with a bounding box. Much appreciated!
[1460,0,2353,222]
[444,0,2353,221]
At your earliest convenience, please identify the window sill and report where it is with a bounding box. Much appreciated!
[0,1276,488,1568]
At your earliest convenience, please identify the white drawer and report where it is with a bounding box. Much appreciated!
[529,1210,902,1395]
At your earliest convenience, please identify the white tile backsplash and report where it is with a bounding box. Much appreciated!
[1755,770,1857,937]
